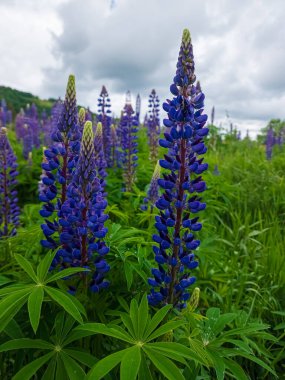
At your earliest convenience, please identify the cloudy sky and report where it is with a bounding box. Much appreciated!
[0,0,284,136]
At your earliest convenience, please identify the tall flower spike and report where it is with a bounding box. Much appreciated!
[141,161,161,212]
[78,108,86,130]
[97,86,112,167]
[266,126,274,160]
[120,103,139,192]
[94,122,107,191]
[211,106,215,125]
[147,89,160,163]
[55,121,110,292]
[148,29,208,308]
[39,74,80,250]
[136,94,141,123]
[0,128,20,237]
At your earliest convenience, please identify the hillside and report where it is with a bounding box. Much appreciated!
[0,85,56,116]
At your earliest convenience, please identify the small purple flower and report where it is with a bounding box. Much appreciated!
[266,126,274,160]
[147,89,160,163]
[0,127,20,237]
[120,103,139,192]
[141,161,161,212]
[97,86,113,167]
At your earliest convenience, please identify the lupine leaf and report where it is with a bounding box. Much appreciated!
[137,294,149,339]
[87,348,132,380]
[42,358,57,380]
[145,320,184,342]
[120,345,141,380]
[224,359,249,380]
[76,323,134,343]
[63,349,97,368]
[0,289,31,332]
[143,346,185,380]
[60,351,86,380]
[45,287,83,324]
[0,338,53,352]
[12,351,55,380]
[14,254,38,282]
[37,250,57,282]
[143,304,172,339]
[28,285,44,333]
[129,298,139,336]
[46,267,90,283]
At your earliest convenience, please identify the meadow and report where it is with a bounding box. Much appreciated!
[0,30,284,380]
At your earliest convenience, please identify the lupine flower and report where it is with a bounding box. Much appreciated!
[78,108,86,131]
[136,93,141,123]
[266,126,274,160]
[141,161,161,212]
[120,103,139,192]
[195,80,202,94]
[148,29,208,308]
[94,122,107,192]
[97,86,112,167]
[213,164,220,176]
[143,113,148,128]
[147,89,160,163]
[0,127,20,237]
[40,74,80,249]
[54,121,110,292]
[211,106,215,125]
[51,98,64,132]
[110,124,119,167]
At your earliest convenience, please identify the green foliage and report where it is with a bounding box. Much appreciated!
[0,122,284,378]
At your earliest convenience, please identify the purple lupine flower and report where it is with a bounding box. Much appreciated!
[0,127,20,237]
[213,164,220,176]
[266,126,274,160]
[143,113,148,128]
[78,108,86,131]
[211,106,215,125]
[40,74,80,249]
[42,117,53,147]
[55,121,110,292]
[121,103,139,192]
[0,99,7,126]
[147,89,160,163]
[94,122,107,192]
[110,123,119,167]
[148,29,208,308]
[195,80,202,94]
[51,98,64,133]
[97,86,112,167]
[136,94,141,123]
[6,110,12,124]
[141,161,161,212]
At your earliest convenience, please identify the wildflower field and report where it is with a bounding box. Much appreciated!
[0,29,284,380]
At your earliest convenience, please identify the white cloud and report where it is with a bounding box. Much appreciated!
[0,0,284,136]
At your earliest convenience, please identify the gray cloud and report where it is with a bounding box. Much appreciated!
[0,0,284,136]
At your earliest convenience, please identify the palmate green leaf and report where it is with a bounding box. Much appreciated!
[55,355,69,380]
[143,304,172,340]
[145,344,187,365]
[45,286,84,324]
[119,313,136,338]
[223,349,277,377]
[87,348,133,380]
[120,346,141,380]
[28,285,44,333]
[129,298,139,336]
[124,262,134,290]
[12,351,55,380]
[0,338,53,352]
[137,294,149,339]
[46,267,90,283]
[143,346,185,380]
[206,348,225,380]
[76,323,134,343]
[63,349,97,368]
[14,254,38,282]
[138,352,154,380]
[36,250,57,282]
[224,358,249,380]
[0,289,31,333]
[146,320,185,342]
[3,318,24,339]
[42,357,57,380]
[0,284,33,296]
[146,342,207,365]
[60,352,86,380]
